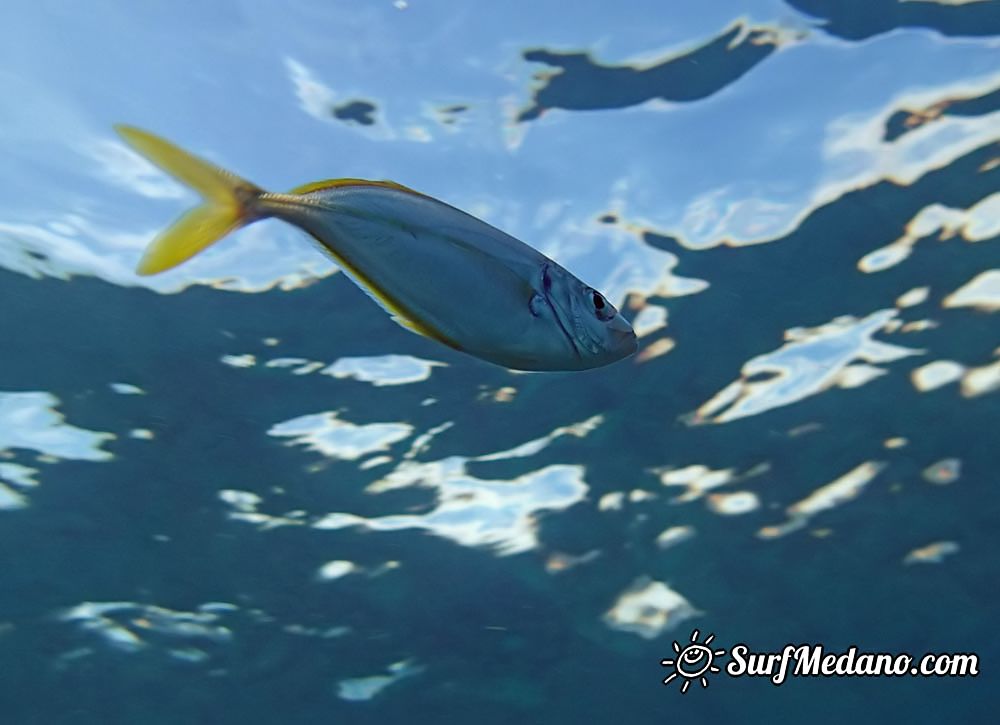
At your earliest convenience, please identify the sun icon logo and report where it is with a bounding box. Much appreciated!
[660,629,726,693]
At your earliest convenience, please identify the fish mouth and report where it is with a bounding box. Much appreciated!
[541,264,582,360]
[607,313,638,355]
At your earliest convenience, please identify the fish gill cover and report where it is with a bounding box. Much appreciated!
[0,1,997,724]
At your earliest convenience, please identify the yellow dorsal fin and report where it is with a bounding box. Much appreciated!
[290,178,429,198]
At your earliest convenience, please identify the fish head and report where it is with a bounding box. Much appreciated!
[535,263,637,370]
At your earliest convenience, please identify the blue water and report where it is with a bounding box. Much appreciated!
[1,1,998,722]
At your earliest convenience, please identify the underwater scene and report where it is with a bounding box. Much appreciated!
[1,0,998,722]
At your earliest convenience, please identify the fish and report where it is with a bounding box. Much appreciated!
[116,126,637,371]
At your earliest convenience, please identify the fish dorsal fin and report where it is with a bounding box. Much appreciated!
[290,178,429,198]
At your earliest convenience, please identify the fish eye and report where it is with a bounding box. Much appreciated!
[589,290,615,321]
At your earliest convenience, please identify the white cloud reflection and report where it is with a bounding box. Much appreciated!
[61,601,235,657]
[943,269,1000,312]
[320,354,446,386]
[268,411,413,461]
[690,309,921,424]
[337,660,423,702]
[633,72,1000,251]
[285,58,339,122]
[759,461,886,539]
[87,138,187,200]
[314,464,588,555]
[224,414,602,554]
[603,578,700,639]
[0,391,113,461]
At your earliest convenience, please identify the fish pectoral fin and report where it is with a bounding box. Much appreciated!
[529,292,546,318]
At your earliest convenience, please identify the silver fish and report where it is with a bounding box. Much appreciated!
[117,126,637,371]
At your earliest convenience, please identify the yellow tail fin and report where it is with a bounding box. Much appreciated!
[115,125,265,275]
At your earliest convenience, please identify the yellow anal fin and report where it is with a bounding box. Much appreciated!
[301,231,460,350]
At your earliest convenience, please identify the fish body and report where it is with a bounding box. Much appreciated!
[117,126,636,371]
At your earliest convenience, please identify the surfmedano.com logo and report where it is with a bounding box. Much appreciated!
[660,630,979,693]
[659,630,727,693]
